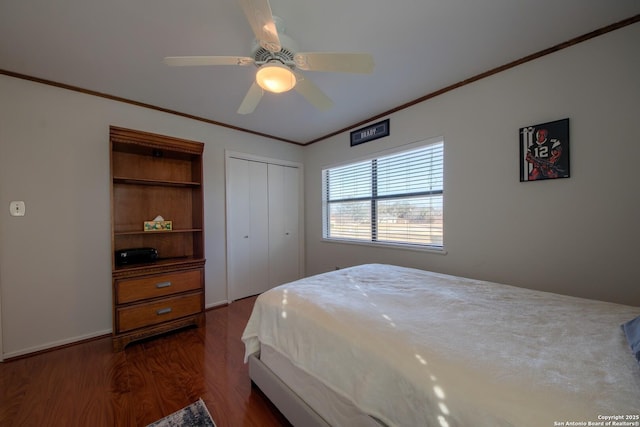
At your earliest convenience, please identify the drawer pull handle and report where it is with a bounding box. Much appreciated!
[156,281,172,289]
[156,307,172,315]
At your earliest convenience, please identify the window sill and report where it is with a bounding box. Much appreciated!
[321,238,448,255]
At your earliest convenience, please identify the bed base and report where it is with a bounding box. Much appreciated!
[249,353,331,427]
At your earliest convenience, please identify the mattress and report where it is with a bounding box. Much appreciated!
[259,343,384,427]
[242,264,640,426]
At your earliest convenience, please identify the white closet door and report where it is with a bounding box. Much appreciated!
[227,158,269,301]
[268,164,300,287]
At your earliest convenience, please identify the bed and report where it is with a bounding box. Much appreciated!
[241,264,640,426]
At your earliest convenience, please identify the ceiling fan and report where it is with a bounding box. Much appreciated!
[163,0,374,114]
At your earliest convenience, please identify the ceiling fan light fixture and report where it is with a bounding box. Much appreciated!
[256,62,296,93]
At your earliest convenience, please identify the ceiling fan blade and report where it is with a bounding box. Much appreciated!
[163,56,254,67]
[237,82,264,114]
[294,73,333,111]
[294,52,374,74]
[237,0,281,52]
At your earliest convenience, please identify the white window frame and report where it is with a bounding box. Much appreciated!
[322,137,444,252]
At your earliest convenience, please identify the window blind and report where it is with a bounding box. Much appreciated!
[323,141,443,248]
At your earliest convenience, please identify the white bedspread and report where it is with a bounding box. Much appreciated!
[242,264,640,426]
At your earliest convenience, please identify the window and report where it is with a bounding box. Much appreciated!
[323,140,443,249]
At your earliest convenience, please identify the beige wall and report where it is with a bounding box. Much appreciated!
[0,76,303,358]
[303,23,640,306]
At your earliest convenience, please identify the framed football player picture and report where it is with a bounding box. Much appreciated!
[519,118,570,182]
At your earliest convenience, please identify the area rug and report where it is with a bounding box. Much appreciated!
[147,398,216,427]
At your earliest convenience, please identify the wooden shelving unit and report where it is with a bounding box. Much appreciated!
[109,126,205,351]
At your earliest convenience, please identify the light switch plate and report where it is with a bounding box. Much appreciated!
[9,201,25,217]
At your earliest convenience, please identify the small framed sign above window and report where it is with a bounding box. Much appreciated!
[350,119,390,146]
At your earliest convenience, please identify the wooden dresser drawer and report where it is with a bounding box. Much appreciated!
[116,269,202,304]
[117,292,202,333]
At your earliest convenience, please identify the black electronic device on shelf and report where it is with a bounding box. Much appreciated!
[115,247,158,266]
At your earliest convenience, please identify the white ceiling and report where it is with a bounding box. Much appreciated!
[1,1,638,144]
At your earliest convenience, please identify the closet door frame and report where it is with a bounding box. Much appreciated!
[224,151,305,302]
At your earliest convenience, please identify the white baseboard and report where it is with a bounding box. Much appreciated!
[205,300,228,310]
[2,302,231,361]
[2,329,112,360]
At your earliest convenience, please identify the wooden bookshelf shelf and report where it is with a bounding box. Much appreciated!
[110,126,206,351]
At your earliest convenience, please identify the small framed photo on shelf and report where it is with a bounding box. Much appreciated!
[144,220,172,231]
[519,118,570,182]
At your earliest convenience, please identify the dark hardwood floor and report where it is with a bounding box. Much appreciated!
[0,295,292,427]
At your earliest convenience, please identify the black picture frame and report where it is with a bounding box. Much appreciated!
[351,119,390,146]
[519,118,570,182]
